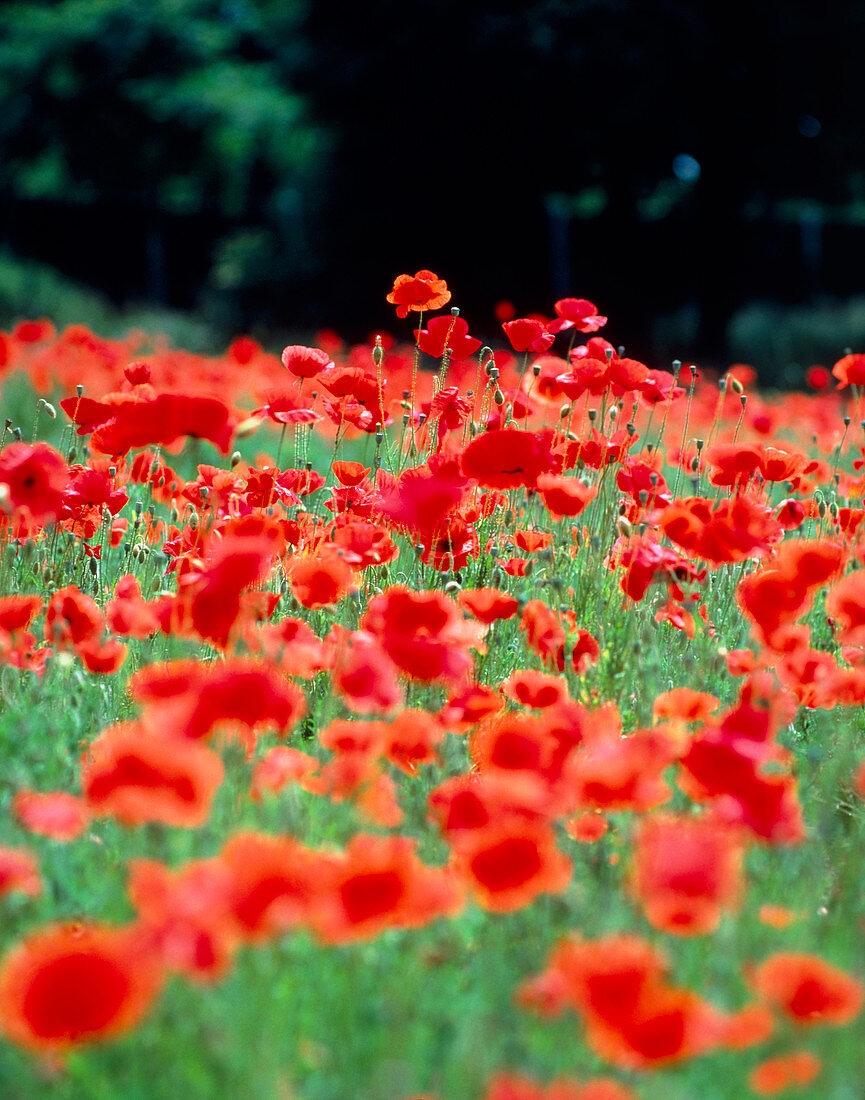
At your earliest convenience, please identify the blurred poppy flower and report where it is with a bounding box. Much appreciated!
[13,790,89,841]
[749,952,863,1027]
[414,315,482,360]
[81,722,225,828]
[0,923,163,1052]
[0,442,68,524]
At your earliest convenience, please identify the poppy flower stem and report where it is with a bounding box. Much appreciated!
[671,369,697,499]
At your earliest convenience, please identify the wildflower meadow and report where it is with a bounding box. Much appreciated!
[0,271,864,1099]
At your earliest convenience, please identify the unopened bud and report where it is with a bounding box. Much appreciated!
[494,389,505,406]
[230,451,242,468]
[617,516,633,537]
[730,377,744,395]
[39,399,57,419]
[444,579,461,594]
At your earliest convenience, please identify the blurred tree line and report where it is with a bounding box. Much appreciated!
[1,0,864,371]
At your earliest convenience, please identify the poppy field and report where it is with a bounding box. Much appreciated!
[0,271,864,1099]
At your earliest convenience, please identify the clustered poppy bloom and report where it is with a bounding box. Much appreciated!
[4,292,865,1090]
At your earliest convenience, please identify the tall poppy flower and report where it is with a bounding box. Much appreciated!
[0,923,163,1052]
[387,270,451,318]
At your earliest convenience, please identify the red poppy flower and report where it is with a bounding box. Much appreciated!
[387,270,451,318]
[571,629,600,675]
[281,344,334,378]
[0,847,42,899]
[361,586,485,688]
[462,428,558,490]
[0,442,68,524]
[81,722,225,828]
[310,834,463,943]
[452,821,572,913]
[458,588,520,624]
[503,669,570,710]
[63,393,236,456]
[253,393,322,427]
[631,813,744,936]
[0,595,43,636]
[503,318,556,354]
[749,953,863,1027]
[0,923,163,1052]
[546,298,608,335]
[220,832,329,943]
[520,601,566,671]
[330,629,404,714]
[748,1051,822,1096]
[414,315,482,360]
[536,474,597,519]
[131,658,306,753]
[250,746,320,801]
[831,352,865,388]
[376,456,469,536]
[285,548,359,609]
[127,857,237,983]
[517,934,725,1069]
[13,790,89,841]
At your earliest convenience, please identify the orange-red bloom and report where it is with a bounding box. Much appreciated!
[386,270,451,318]
[748,1051,821,1095]
[631,813,744,935]
[0,923,163,1051]
[749,952,863,1027]
[81,722,225,828]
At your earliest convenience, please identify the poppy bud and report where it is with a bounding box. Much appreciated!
[560,405,570,419]
[372,338,384,367]
[730,377,744,394]
[588,409,597,422]
[617,516,633,537]
[230,451,242,468]
[444,580,461,594]
[67,448,77,463]
[532,363,542,377]
[494,389,505,406]
[38,399,57,419]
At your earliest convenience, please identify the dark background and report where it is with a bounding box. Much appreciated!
[1,0,863,380]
